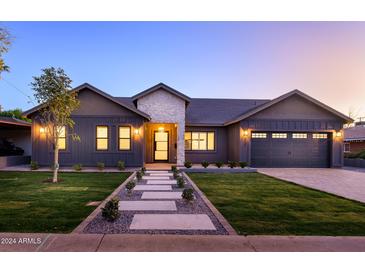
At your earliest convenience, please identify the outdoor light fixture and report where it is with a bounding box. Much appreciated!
[134,128,140,135]
[158,127,165,132]
[243,130,249,137]
[39,127,46,134]
[336,131,342,138]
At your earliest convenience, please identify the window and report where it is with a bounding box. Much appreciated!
[185,131,215,151]
[119,126,131,150]
[252,133,267,138]
[272,133,287,139]
[57,126,66,150]
[96,126,108,150]
[313,133,328,139]
[344,143,350,153]
[293,133,307,139]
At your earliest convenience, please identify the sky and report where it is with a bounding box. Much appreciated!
[0,21,365,118]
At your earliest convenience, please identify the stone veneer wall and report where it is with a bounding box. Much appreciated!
[136,88,186,165]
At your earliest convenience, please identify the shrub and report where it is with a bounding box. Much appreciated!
[215,161,224,168]
[201,161,209,168]
[182,188,194,202]
[30,161,39,170]
[141,167,146,175]
[97,162,105,171]
[173,170,180,179]
[101,198,120,222]
[126,179,136,195]
[117,160,125,170]
[73,163,82,171]
[184,161,193,168]
[136,171,143,181]
[227,161,237,168]
[239,161,248,168]
[177,176,185,188]
[171,165,177,172]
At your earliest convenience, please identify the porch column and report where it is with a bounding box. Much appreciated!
[176,122,185,166]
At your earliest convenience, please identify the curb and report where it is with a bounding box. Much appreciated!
[72,171,137,234]
[182,172,238,235]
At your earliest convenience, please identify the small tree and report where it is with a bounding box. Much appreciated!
[31,67,80,183]
[0,27,11,78]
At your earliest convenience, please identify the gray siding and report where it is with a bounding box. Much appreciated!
[185,126,227,163]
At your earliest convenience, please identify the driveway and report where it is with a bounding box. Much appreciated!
[258,168,365,204]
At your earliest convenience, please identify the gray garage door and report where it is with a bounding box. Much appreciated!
[251,132,330,168]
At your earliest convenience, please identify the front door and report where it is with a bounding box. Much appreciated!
[154,131,169,162]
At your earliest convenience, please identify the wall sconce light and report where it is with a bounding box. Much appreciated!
[243,130,249,137]
[158,127,165,132]
[134,128,140,135]
[335,131,342,138]
[39,127,46,134]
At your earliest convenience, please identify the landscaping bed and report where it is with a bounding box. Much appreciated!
[0,171,130,233]
[83,171,228,235]
[189,172,365,236]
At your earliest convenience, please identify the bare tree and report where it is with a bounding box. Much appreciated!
[0,27,11,78]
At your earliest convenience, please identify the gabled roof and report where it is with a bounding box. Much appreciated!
[186,98,269,126]
[344,126,365,141]
[132,82,191,104]
[0,116,31,127]
[224,89,353,126]
[22,83,151,120]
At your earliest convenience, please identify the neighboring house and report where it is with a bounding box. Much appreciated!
[0,116,31,156]
[23,83,352,168]
[344,121,365,154]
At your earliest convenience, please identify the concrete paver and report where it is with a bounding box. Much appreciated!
[141,191,182,199]
[142,176,172,180]
[146,180,177,185]
[130,214,216,230]
[134,185,172,191]
[259,168,365,203]
[119,201,177,211]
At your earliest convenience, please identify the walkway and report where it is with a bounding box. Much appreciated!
[259,168,365,203]
[2,233,365,251]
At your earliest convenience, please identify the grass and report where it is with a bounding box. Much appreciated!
[189,172,365,236]
[0,171,130,233]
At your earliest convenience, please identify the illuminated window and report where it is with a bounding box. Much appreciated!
[313,133,328,139]
[119,126,131,150]
[293,133,307,139]
[57,126,66,150]
[96,126,108,150]
[185,132,215,151]
[252,133,267,138]
[272,133,287,139]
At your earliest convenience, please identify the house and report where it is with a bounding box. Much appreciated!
[344,120,365,154]
[22,83,352,168]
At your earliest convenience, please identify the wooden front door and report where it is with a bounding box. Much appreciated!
[154,131,169,162]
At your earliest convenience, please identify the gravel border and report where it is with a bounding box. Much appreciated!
[83,171,229,235]
[72,172,136,234]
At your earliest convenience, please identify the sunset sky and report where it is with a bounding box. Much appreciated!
[0,22,364,118]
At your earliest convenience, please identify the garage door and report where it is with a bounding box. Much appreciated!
[251,132,330,167]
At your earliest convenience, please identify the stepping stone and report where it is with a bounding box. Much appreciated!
[130,214,216,230]
[134,185,172,191]
[147,171,170,174]
[147,180,177,185]
[119,201,177,211]
[148,173,171,177]
[141,192,183,199]
[143,176,172,180]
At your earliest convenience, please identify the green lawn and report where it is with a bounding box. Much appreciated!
[0,171,130,233]
[189,172,365,236]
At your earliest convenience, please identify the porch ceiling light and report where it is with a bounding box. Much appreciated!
[158,127,165,132]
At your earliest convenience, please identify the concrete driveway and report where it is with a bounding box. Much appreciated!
[258,168,365,204]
